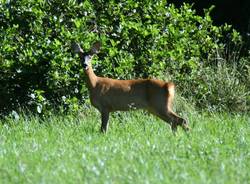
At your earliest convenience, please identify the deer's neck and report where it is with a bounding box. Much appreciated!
[85,65,97,89]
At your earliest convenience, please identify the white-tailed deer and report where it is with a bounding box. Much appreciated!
[72,42,189,133]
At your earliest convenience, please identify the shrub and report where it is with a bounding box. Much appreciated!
[0,0,247,114]
[190,62,249,112]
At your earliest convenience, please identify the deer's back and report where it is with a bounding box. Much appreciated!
[89,77,169,112]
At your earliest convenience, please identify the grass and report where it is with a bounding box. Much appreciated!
[0,108,249,184]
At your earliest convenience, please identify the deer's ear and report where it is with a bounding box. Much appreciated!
[90,41,101,54]
[72,42,83,54]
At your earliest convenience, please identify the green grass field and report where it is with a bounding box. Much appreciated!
[0,109,249,184]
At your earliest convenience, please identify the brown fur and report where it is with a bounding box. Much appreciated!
[73,42,189,133]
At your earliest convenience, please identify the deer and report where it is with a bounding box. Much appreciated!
[72,42,190,133]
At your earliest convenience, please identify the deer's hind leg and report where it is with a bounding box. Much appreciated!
[151,108,189,132]
[163,110,189,132]
[150,83,189,132]
[164,83,189,131]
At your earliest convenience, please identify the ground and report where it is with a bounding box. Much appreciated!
[0,109,249,184]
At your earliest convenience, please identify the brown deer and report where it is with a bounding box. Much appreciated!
[72,42,189,133]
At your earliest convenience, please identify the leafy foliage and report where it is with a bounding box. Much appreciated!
[0,0,248,113]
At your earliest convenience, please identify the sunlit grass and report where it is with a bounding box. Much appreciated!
[0,109,249,184]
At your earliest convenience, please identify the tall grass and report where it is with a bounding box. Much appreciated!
[0,109,249,184]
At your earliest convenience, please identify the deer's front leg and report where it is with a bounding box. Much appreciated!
[101,111,110,133]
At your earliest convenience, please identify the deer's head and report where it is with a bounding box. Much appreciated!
[72,42,101,69]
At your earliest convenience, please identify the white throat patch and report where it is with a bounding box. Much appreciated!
[84,55,92,69]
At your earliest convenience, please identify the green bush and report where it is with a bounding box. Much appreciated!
[189,62,249,112]
[0,0,248,114]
